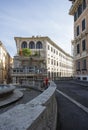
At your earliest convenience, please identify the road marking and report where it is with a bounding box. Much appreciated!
[56,89,88,114]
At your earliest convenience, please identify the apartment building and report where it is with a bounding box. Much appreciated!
[0,41,12,83]
[69,0,88,81]
[11,36,73,84]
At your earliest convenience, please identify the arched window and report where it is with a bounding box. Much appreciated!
[21,41,27,48]
[36,41,43,49]
[29,41,35,49]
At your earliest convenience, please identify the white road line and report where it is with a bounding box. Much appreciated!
[56,89,88,114]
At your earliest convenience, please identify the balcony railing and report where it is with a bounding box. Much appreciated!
[11,68,47,76]
[14,55,46,61]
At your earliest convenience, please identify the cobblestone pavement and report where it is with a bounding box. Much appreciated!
[0,87,41,114]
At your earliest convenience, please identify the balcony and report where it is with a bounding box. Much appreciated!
[11,68,47,77]
[14,55,45,61]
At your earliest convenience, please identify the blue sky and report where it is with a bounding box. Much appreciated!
[0,0,73,57]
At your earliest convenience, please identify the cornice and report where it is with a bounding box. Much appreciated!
[72,31,88,44]
[69,0,82,15]
[14,36,48,41]
[75,54,88,60]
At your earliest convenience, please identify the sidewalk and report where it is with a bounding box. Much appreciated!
[70,80,88,87]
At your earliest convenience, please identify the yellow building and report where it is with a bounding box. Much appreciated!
[0,41,12,83]
[69,0,88,81]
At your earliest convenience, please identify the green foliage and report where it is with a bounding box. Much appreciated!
[22,48,31,56]
[34,51,40,56]
[34,51,39,56]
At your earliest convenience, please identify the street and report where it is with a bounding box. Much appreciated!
[55,81,88,130]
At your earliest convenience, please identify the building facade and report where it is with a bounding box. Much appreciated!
[11,36,73,84]
[0,41,12,83]
[69,0,88,81]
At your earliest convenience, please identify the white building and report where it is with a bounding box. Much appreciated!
[12,36,73,84]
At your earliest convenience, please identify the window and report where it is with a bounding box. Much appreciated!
[20,69,23,72]
[77,26,79,36]
[77,77,80,80]
[13,69,16,72]
[82,77,87,80]
[83,0,86,10]
[36,41,42,49]
[82,39,86,51]
[48,45,50,50]
[51,47,53,52]
[56,51,58,55]
[57,61,58,66]
[21,41,27,48]
[51,59,53,65]
[29,41,35,49]
[54,49,55,53]
[77,44,80,54]
[74,0,86,22]
[54,60,56,65]
[77,61,80,71]
[78,4,82,17]
[82,59,87,70]
[74,12,77,22]
[17,69,19,72]
[82,19,85,31]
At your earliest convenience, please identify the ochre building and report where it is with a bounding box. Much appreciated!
[0,41,12,83]
[69,0,88,81]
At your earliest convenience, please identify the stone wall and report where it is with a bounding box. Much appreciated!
[0,81,57,130]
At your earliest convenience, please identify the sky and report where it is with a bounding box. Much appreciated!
[0,0,73,57]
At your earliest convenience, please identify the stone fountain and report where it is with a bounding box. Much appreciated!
[0,84,23,107]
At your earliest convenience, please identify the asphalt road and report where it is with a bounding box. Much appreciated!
[55,81,88,130]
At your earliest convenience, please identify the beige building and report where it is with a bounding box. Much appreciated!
[0,41,12,83]
[69,0,88,81]
[11,36,73,84]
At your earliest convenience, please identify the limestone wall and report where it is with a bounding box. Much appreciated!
[0,81,57,130]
